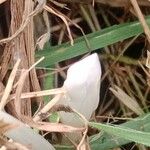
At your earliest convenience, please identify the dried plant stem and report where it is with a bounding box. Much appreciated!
[88,4,101,30]
[15,70,28,117]
[33,94,63,122]
[51,17,82,32]
[79,5,96,32]
[130,0,150,44]
[14,57,45,117]
[0,60,21,110]
[101,35,139,82]
[0,0,45,44]
[127,67,148,111]
[44,5,74,45]
[10,88,65,100]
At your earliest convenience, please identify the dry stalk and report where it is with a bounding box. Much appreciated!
[0,60,21,110]
[36,10,50,49]
[28,121,84,133]
[33,94,63,121]
[101,35,139,82]
[146,48,150,87]
[23,0,44,116]
[0,0,45,44]
[51,17,82,32]
[44,5,74,45]
[0,44,13,81]
[14,57,45,117]
[10,88,65,100]
[40,1,89,50]
[6,0,47,117]
[130,0,150,44]
[15,70,28,117]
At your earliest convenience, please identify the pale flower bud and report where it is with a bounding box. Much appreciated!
[58,53,101,127]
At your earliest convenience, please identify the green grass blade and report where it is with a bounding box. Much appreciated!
[89,113,150,148]
[36,16,150,67]
[54,114,150,150]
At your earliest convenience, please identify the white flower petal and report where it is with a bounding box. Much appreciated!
[58,53,101,126]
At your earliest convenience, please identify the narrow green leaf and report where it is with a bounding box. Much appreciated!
[90,113,150,150]
[54,113,150,150]
[36,16,150,67]
[89,115,150,147]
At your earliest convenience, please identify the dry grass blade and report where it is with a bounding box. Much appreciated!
[44,5,74,45]
[146,51,150,69]
[33,94,63,121]
[0,0,45,44]
[110,85,144,115]
[14,57,45,117]
[126,67,147,110]
[10,88,65,100]
[30,121,84,133]
[36,10,50,49]
[0,59,21,110]
[28,57,45,72]
[51,17,82,32]
[146,51,150,87]
[130,0,150,44]
[14,70,29,117]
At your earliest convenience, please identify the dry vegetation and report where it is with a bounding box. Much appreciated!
[0,0,150,150]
